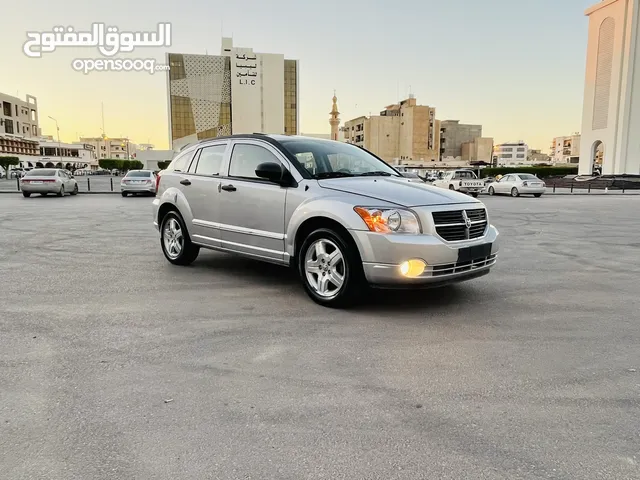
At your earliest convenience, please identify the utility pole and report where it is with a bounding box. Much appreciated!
[48,116,63,164]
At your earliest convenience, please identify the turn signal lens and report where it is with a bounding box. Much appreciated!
[354,207,421,234]
[400,259,427,278]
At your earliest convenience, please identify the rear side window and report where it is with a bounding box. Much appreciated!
[228,144,282,179]
[168,150,194,172]
[193,145,226,176]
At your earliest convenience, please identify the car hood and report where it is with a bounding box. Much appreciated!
[318,176,481,207]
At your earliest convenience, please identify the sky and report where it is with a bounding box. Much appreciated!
[1,0,596,151]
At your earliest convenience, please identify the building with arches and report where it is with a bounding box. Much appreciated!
[579,0,640,175]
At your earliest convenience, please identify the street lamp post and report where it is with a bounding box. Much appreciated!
[48,116,63,165]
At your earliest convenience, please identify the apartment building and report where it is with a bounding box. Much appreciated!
[77,135,138,160]
[343,96,439,164]
[0,92,40,163]
[528,149,551,165]
[461,137,494,163]
[550,134,581,164]
[439,120,482,161]
[493,142,530,166]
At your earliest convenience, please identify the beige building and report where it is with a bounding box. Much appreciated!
[551,134,581,164]
[76,135,138,160]
[528,149,551,165]
[343,96,438,164]
[461,137,494,163]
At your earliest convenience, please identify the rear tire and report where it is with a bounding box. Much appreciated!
[298,228,365,308]
[22,192,31,198]
[470,192,479,198]
[511,187,519,197]
[71,184,78,195]
[448,185,455,190]
[121,192,128,197]
[488,187,495,196]
[57,186,65,197]
[534,193,542,198]
[160,211,200,266]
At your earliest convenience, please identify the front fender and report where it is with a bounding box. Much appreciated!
[157,186,194,232]
[284,195,395,258]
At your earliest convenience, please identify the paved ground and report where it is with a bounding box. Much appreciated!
[1,176,639,195]
[1,195,639,479]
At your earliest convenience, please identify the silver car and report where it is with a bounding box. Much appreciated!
[487,173,546,197]
[20,168,78,197]
[152,135,499,307]
[121,170,157,197]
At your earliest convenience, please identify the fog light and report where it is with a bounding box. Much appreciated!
[399,259,427,278]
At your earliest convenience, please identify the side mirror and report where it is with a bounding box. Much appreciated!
[255,162,285,184]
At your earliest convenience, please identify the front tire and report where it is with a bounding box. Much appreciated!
[71,184,78,195]
[298,228,365,308]
[22,192,31,198]
[448,185,455,190]
[488,187,495,196]
[121,192,128,197]
[534,193,542,198]
[511,187,519,198]
[160,211,200,266]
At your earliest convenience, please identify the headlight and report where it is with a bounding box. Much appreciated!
[354,207,421,234]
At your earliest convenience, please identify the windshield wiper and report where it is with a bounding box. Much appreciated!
[355,171,394,177]
[312,171,355,179]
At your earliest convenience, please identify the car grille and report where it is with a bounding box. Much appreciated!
[431,254,497,277]
[432,208,488,241]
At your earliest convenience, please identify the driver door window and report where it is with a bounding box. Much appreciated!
[228,144,283,180]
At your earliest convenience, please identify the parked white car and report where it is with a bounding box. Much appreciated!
[432,170,484,197]
[486,173,546,197]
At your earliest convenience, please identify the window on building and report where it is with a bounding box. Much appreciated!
[229,144,282,179]
[3,102,12,117]
[516,154,525,158]
[193,144,226,176]
[500,153,512,159]
[31,110,36,122]
[517,148,525,152]
[4,119,14,134]
[15,105,19,116]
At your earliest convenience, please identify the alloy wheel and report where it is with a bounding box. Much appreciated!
[304,239,345,298]
[163,217,184,260]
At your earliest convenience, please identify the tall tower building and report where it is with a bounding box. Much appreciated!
[329,93,340,141]
[166,38,299,150]
[579,0,640,175]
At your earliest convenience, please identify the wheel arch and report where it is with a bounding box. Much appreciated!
[291,216,360,267]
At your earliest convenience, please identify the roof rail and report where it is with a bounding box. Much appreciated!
[252,132,268,135]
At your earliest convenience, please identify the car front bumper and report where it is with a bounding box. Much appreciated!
[351,225,499,287]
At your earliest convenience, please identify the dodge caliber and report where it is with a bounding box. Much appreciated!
[152,135,499,307]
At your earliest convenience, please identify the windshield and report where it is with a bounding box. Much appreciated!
[279,139,399,178]
[518,174,537,180]
[126,171,152,178]
[25,169,56,177]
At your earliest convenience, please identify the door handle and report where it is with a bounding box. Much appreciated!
[221,184,236,192]
[180,179,191,186]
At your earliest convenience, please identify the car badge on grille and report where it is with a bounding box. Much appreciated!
[462,211,472,228]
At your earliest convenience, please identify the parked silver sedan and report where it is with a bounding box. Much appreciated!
[486,173,546,197]
[121,170,157,197]
[20,168,78,197]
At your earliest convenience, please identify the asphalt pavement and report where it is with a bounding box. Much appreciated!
[1,194,639,479]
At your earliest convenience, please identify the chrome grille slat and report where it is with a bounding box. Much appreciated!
[432,208,488,242]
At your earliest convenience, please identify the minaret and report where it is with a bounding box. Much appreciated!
[329,92,340,141]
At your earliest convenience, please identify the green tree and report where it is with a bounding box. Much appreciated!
[157,161,170,170]
[128,160,143,170]
[0,156,19,177]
